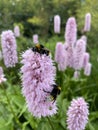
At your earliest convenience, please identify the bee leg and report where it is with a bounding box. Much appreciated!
[43,89,50,93]
[52,100,56,104]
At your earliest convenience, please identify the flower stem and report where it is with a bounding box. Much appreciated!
[1,83,22,128]
[47,116,55,130]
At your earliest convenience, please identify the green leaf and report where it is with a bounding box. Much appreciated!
[5,115,13,126]
[88,122,95,130]
[37,121,51,130]
[0,117,13,130]
[60,118,66,128]
[18,105,27,117]
[89,111,98,121]
[11,95,25,108]
[22,121,30,130]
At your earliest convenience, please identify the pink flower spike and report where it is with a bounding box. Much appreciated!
[33,34,39,44]
[84,13,91,32]
[21,49,57,118]
[54,15,61,33]
[84,63,92,76]
[0,66,6,84]
[81,35,87,43]
[73,70,80,79]
[67,97,89,130]
[55,42,67,71]
[14,25,20,37]
[83,52,90,68]
[66,45,74,68]
[1,30,18,68]
[0,50,3,61]
[65,17,77,46]
[73,39,86,70]
[55,42,62,63]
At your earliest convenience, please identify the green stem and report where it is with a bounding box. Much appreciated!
[1,83,22,128]
[47,117,55,130]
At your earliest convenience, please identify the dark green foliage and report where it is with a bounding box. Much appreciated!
[0,0,80,38]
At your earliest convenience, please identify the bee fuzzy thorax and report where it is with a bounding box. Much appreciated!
[32,43,51,56]
[36,44,44,49]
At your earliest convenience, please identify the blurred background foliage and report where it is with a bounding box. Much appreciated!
[0,0,98,130]
[0,0,80,38]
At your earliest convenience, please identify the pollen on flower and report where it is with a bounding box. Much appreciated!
[49,106,53,110]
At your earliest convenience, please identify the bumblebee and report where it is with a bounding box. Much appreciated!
[44,84,61,103]
[32,43,50,56]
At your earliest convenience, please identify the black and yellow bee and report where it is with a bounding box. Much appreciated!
[44,84,61,103]
[32,43,50,56]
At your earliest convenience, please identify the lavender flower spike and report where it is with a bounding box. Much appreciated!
[1,30,18,67]
[83,52,90,68]
[0,50,3,61]
[64,43,74,68]
[84,13,91,32]
[67,97,89,130]
[14,25,20,37]
[55,42,67,71]
[73,39,86,70]
[55,42,61,63]
[73,70,80,79]
[54,15,61,33]
[81,35,87,43]
[33,34,39,44]
[21,49,57,118]
[84,63,92,76]
[0,66,6,84]
[65,17,77,46]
